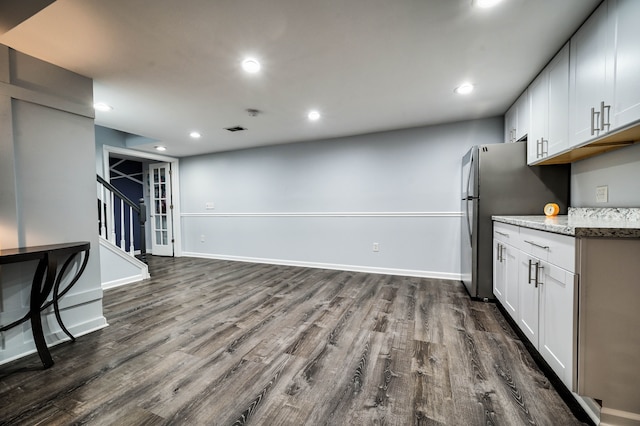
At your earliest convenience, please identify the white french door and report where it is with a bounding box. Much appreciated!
[149,162,174,256]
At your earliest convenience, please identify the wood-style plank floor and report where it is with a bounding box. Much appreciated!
[0,256,588,425]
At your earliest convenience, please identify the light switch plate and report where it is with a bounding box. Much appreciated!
[596,185,608,203]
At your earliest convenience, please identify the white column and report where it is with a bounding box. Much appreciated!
[120,198,125,249]
[110,191,116,244]
[129,205,134,255]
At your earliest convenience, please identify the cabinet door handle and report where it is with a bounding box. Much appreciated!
[524,240,549,250]
[541,138,548,156]
[535,264,543,288]
[495,231,509,237]
[528,259,534,284]
[497,243,501,261]
[591,107,602,135]
[500,245,504,262]
[601,101,611,132]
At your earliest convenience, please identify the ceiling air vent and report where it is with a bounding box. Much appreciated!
[225,126,246,132]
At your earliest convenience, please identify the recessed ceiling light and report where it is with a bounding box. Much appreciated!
[93,102,113,112]
[308,110,321,121]
[190,131,201,139]
[454,83,474,95]
[474,0,503,8]
[155,146,167,151]
[242,58,261,73]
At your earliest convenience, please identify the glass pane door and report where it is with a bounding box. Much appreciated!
[149,163,173,256]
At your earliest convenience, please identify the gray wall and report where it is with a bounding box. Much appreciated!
[0,46,106,364]
[180,117,504,278]
[571,143,640,207]
[95,125,127,177]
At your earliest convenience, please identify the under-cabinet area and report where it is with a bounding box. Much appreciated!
[493,211,640,426]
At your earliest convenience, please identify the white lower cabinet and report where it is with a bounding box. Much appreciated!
[493,223,520,320]
[493,238,505,302]
[494,221,640,422]
[502,243,519,319]
[493,238,519,320]
[494,223,576,390]
[538,260,577,389]
[517,252,540,345]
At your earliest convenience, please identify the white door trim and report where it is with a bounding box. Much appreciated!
[102,145,182,257]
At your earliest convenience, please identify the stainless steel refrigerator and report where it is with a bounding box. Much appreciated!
[461,142,570,300]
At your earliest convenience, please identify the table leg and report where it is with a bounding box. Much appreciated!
[52,250,89,342]
[30,256,56,368]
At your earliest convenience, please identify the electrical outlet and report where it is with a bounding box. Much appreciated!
[205,202,214,210]
[373,242,379,252]
[596,185,608,203]
[200,234,205,242]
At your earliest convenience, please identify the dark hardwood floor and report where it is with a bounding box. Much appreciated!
[0,256,588,425]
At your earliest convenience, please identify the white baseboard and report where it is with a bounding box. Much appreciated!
[99,238,150,290]
[600,406,640,426]
[181,251,461,281]
[572,393,601,425]
[0,316,108,366]
[102,274,148,290]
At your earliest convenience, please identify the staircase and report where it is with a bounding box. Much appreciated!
[97,175,150,288]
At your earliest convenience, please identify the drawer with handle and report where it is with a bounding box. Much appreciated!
[520,226,575,272]
[494,222,520,247]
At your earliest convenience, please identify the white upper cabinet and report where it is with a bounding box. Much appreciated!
[504,105,516,143]
[528,73,547,163]
[528,44,570,165]
[569,1,610,146]
[547,45,571,157]
[609,0,640,130]
[504,91,529,143]
[570,0,640,147]
[516,92,529,142]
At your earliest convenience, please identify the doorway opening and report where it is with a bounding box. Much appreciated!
[103,146,181,257]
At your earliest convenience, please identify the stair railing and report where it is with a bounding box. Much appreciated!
[96,175,147,263]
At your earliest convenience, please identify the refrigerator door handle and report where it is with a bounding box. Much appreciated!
[465,198,474,244]
[465,154,475,199]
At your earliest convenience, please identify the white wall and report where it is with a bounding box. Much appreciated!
[180,117,503,278]
[0,46,106,365]
[571,143,640,207]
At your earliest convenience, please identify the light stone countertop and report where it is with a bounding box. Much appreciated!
[493,208,640,238]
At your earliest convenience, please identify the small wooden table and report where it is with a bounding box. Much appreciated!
[0,242,90,368]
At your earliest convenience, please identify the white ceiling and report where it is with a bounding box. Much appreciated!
[0,0,601,157]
